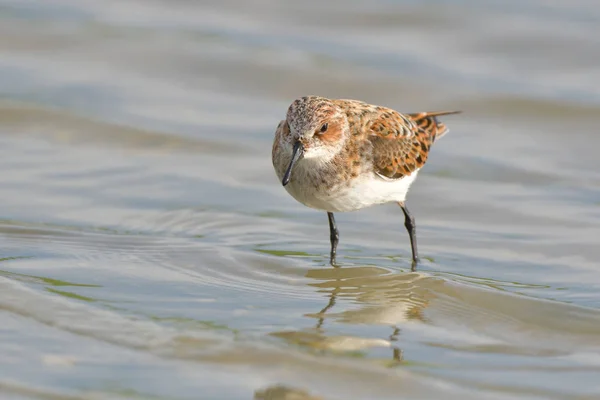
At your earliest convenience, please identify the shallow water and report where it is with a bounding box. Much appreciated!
[1,1,600,399]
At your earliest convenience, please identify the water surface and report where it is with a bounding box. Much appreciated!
[1,1,600,399]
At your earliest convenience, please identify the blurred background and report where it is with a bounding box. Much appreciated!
[1,1,600,399]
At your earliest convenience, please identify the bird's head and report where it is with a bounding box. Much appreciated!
[281,96,349,186]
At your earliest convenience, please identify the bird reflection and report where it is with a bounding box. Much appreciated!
[315,286,339,331]
[311,276,405,363]
[271,265,438,365]
[254,384,323,400]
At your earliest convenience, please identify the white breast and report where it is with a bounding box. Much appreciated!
[284,170,420,213]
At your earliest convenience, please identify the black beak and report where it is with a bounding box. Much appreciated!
[282,141,304,186]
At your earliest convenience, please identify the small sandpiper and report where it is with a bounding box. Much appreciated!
[272,95,459,268]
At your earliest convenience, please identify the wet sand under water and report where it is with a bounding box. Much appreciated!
[1,1,600,399]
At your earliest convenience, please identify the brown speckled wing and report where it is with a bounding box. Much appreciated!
[368,110,460,179]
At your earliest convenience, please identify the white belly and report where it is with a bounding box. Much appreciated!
[284,170,420,213]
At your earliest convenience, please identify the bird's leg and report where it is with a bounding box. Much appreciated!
[398,202,419,269]
[327,212,339,266]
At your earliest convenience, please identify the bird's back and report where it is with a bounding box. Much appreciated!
[335,101,459,181]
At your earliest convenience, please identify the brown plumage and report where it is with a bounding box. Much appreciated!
[367,109,461,179]
[271,95,460,268]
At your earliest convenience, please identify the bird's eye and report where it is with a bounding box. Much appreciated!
[319,123,328,133]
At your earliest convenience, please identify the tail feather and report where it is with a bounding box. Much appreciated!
[408,110,461,142]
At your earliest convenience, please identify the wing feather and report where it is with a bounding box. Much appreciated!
[368,110,460,179]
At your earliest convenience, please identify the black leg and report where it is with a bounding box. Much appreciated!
[327,212,339,266]
[399,202,419,269]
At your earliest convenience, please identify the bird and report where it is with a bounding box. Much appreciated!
[272,95,459,269]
